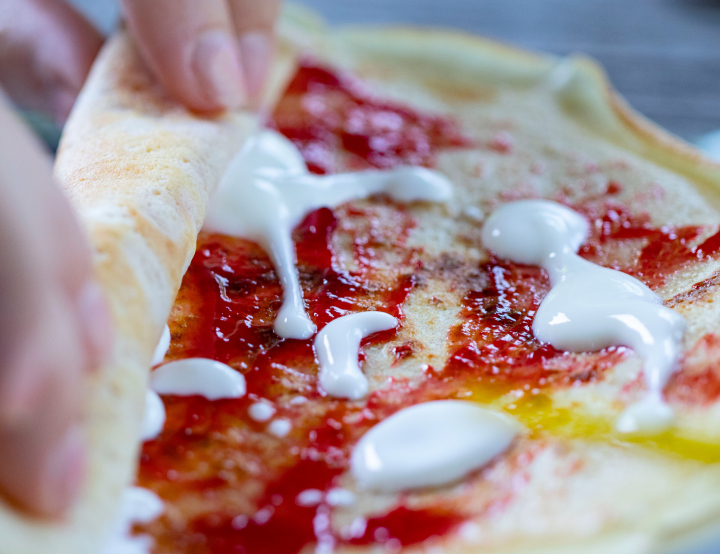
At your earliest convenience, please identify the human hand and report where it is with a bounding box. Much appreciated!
[0,95,112,518]
[0,0,103,123]
[0,0,110,518]
[121,0,284,111]
[0,0,282,520]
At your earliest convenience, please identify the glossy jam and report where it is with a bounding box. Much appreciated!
[271,60,471,174]
[441,256,720,462]
[140,207,445,553]
[441,197,720,461]
[137,62,720,553]
[347,506,464,547]
[443,259,629,399]
[573,198,720,289]
[138,62,475,554]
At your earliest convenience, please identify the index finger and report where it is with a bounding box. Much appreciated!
[120,0,247,111]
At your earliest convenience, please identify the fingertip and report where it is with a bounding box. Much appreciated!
[0,418,86,519]
[189,30,247,111]
[0,350,47,426]
[121,0,261,112]
[36,424,85,517]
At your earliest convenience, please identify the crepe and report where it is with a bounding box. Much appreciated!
[3,4,720,553]
[0,23,295,554]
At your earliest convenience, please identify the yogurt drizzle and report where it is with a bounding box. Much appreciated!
[315,311,398,399]
[133,132,519,529]
[151,325,171,366]
[351,400,520,491]
[102,487,164,554]
[150,358,247,401]
[204,130,452,339]
[482,200,686,434]
[141,390,165,441]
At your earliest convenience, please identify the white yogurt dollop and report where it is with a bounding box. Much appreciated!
[204,130,452,340]
[351,400,520,491]
[315,311,398,400]
[141,390,166,441]
[102,487,164,554]
[248,401,276,422]
[150,358,246,400]
[268,418,292,437]
[151,325,171,366]
[482,200,686,434]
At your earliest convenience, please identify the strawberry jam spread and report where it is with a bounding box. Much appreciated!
[138,62,471,553]
[442,259,629,397]
[271,59,470,174]
[137,61,720,553]
[573,194,720,290]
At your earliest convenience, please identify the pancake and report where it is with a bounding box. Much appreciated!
[5,5,720,553]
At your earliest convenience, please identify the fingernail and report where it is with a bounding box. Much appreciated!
[238,31,274,99]
[191,30,247,109]
[77,281,113,368]
[39,425,85,516]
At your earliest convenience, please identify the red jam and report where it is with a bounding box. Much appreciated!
[271,60,471,174]
[442,196,720,399]
[138,61,720,554]
[138,62,474,554]
[573,198,720,289]
[440,195,720,409]
[442,259,628,398]
[347,506,464,547]
[667,333,720,406]
[140,205,460,553]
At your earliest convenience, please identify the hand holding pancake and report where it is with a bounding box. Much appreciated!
[0,0,281,520]
[0,0,283,120]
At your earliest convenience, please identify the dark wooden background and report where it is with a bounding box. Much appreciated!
[74,0,720,142]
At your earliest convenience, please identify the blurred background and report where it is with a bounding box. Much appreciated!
[70,0,720,143]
